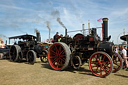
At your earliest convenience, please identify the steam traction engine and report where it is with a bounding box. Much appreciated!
[9,31,48,64]
[48,18,123,77]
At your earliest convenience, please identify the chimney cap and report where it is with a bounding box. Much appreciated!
[102,18,108,21]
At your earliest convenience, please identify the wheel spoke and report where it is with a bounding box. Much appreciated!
[92,65,98,68]
[102,64,110,71]
[59,46,61,52]
[60,55,66,58]
[54,45,59,53]
[51,50,56,55]
[113,62,120,67]
[60,59,63,66]
[50,56,55,58]
[59,50,65,55]
[91,61,98,64]
[60,57,65,62]
[95,67,99,73]
[52,58,58,65]
[98,54,100,62]
[57,61,59,69]
[101,66,108,73]
[94,56,98,61]
[102,61,109,64]
[100,66,102,75]
[102,56,106,61]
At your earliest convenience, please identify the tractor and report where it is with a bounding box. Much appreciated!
[9,31,48,64]
[48,18,123,77]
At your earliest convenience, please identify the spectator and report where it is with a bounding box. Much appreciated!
[0,40,5,48]
[121,46,128,71]
[53,32,59,42]
[115,46,118,53]
[50,38,53,43]
[58,34,63,42]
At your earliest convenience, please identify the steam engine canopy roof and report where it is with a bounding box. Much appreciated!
[120,35,128,41]
[9,34,36,40]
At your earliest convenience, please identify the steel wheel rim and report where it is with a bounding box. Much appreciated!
[40,51,48,62]
[112,53,122,73]
[40,56,48,63]
[10,46,17,61]
[48,44,66,70]
[27,51,34,63]
[89,52,113,77]
[72,56,82,69]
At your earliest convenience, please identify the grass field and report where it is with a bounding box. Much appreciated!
[0,58,128,85]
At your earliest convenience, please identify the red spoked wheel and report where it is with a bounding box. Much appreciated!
[89,52,113,77]
[73,33,84,42]
[112,53,123,73]
[48,42,71,70]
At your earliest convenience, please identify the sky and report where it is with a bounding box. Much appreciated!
[0,0,128,44]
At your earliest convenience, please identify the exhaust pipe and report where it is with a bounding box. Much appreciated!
[102,18,110,41]
[36,30,41,42]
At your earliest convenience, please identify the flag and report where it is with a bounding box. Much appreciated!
[97,18,102,22]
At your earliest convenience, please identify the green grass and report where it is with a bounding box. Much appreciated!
[0,59,128,85]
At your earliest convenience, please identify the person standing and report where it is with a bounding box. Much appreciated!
[115,46,118,53]
[121,46,128,71]
[0,39,5,48]
[58,34,63,42]
[0,39,5,59]
[53,32,59,42]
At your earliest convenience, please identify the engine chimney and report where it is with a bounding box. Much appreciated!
[102,18,108,41]
[36,30,41,42]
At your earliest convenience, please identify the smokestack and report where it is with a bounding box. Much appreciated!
[88,21,90,35]
[82,24,85,35]
[35,30,41,42]
[102,18,108,41]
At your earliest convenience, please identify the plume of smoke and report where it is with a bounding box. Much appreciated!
[46,21,51,30]
[57,18,67,30]
[51,10,60,19]
[0,34,8,39]
[70,0,84,23]
[45,21,51,43]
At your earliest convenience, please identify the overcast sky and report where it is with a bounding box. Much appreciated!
[0,0,128,44]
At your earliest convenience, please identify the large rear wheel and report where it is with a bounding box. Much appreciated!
[48,42,71,70]
[10,45,21,62]
[89,52,113,77]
